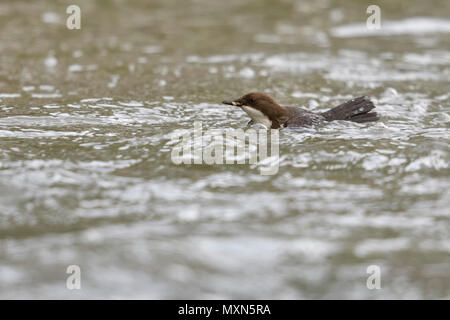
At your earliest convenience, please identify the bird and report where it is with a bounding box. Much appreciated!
[222,92,379,129]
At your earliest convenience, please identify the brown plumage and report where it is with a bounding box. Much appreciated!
[222,92,379,129]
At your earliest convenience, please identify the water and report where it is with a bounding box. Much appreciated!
[0,0,449,299]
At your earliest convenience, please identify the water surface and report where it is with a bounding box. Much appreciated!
[0,0,449,299]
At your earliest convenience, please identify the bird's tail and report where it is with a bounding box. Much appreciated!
[322,96,379,123]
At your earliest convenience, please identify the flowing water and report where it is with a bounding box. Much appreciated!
[0,0,449,299]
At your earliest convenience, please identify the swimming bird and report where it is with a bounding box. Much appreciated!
[222,92,379,129]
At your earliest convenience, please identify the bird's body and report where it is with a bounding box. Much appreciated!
[282,106,326,127]
[222,93,379,129]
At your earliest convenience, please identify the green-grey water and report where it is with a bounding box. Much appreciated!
[0,0,449,299]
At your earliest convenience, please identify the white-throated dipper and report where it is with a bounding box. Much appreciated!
[222,92,379,129]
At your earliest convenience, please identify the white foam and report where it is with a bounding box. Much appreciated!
[331,17,450,38]
[186,53,263,64]
[31,93,62,99]
[238,67,255,78]
[80,97,113,103]
[22,86,35,92]
[354,238,410,257]
[39,85,55,92]
[119,101,144,107]
[0,93,21,98]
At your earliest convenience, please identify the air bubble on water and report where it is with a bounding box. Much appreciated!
[39,85,55,92]
[45,51,58,69]
[383,87,398,98]
[238,67,255,78]
[72,50,83,58]
[22,86,35,92]
[41,12,61,24]
[68,64,83,72]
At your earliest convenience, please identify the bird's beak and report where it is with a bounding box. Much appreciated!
[222,99,242,107]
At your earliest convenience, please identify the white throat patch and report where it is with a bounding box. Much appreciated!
[241,106,272,128]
